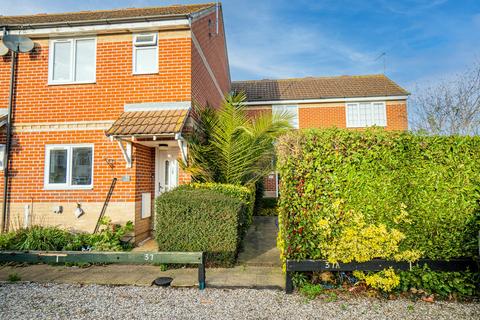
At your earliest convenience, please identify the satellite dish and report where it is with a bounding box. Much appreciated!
[0,42,8,56]
[2,34,34,53]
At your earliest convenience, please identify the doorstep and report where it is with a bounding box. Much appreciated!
[0,264,284,289]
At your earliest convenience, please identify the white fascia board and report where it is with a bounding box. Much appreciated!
[8,19,190,37]
[124,101,191,112]
[0,108,7,116]
[243,95,409,106]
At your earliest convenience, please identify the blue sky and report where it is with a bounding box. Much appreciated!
[1,0,480,92]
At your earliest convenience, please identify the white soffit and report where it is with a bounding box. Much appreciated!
[7,19,190,37]
[124,101,191,112]
[243,95,409,106]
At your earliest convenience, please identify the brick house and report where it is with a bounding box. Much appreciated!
[232,75,409,196]
[0,3,409,242]
[0,3,230,242]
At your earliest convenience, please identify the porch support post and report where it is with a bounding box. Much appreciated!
[116,139,132,168]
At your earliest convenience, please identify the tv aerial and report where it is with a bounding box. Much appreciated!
[1,34,35,53]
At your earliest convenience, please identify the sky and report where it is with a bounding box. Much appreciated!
[1,0,479,93]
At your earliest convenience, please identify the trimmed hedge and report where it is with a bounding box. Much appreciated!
[176,182,255,228]
[277,128,480,293]
[155,188,248,266]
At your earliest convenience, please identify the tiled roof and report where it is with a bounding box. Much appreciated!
[0,3,215,26]
[106,110,188,136]
[231,74,409,102]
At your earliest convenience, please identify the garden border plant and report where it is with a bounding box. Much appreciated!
[276,128,480,297]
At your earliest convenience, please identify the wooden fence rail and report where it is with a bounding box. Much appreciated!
[0,250,206,290]
[285,258,478,293]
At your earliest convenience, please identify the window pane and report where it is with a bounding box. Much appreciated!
[71,147,92,186]
[49,149,67,184]
[164,160,170,187]
[52,41,71,81]
[135,47,157,74]
[75,39,95,82]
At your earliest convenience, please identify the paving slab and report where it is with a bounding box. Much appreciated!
[237,216,282,267]
[0,264,284,289]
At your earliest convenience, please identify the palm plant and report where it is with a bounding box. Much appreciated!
[183,92,292,186]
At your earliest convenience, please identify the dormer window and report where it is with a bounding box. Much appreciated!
[48,37,96,85]
[133,33,158,75]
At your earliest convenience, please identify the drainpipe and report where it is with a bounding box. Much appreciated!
[175,133,188,165]
[1,48,16,233]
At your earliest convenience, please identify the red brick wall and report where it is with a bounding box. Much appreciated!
[0,30,197,238]
[247,101,408,131]
[0,34,192,123]
[191,7,230,109]
[133,144,155,242]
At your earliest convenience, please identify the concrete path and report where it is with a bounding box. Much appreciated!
[0,216,284,289]
[237,216,282,267]
[0,264,283,289]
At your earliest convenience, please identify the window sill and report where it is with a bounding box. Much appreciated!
[48,81,96,86]
[346,125,387,128]
[132,72,159,76]
[44,185,93,191]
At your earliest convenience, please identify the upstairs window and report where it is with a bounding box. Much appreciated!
[272,105,299,129]
[133,33,158,75]
[346,102,387,128]
[49,38,96,84]
[44,144,94,190]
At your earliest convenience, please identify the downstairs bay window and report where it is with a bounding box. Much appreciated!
[44,144,94,190]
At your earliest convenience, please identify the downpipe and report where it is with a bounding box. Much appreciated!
[1,50,16,233]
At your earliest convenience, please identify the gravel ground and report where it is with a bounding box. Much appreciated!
[0,282,479,320]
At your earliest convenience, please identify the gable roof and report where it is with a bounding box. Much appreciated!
[0,3,215,27]
[231,74,409,103]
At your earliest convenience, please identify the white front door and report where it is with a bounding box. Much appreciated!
[155,149,179,197]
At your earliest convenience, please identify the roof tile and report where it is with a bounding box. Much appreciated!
[231,74,409,102]
[0,3,215,26]
[106,109,188,136]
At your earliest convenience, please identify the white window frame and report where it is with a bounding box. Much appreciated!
[44,144,94,190]
[0,144,5,170]
[132,33,159,75]
[272,105,299,129]
[346,101,387,128]
[48,37,97,85]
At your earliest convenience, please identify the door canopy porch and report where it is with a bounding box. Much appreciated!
[106,109,189,167]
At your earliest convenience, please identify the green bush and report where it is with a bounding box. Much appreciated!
[176,182,254,227]
[399,265,478,297]
[156,188,248,266]
[0,218,133,252]
[277,128,480,294]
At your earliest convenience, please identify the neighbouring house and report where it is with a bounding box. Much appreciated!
[232,75,409,197]
[0,2,409,242]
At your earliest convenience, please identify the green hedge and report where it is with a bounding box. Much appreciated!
[176,182,254,228]
[155,188,248,266]
[276,128,480,294]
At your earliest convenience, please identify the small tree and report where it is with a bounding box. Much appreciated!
[411,61,480,135]
[183,93,292,186]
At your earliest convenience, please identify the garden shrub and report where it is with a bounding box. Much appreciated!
[155,188,248,266]
[277,128,480,294]
[0,217,133,252]
[176,182,254,227]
